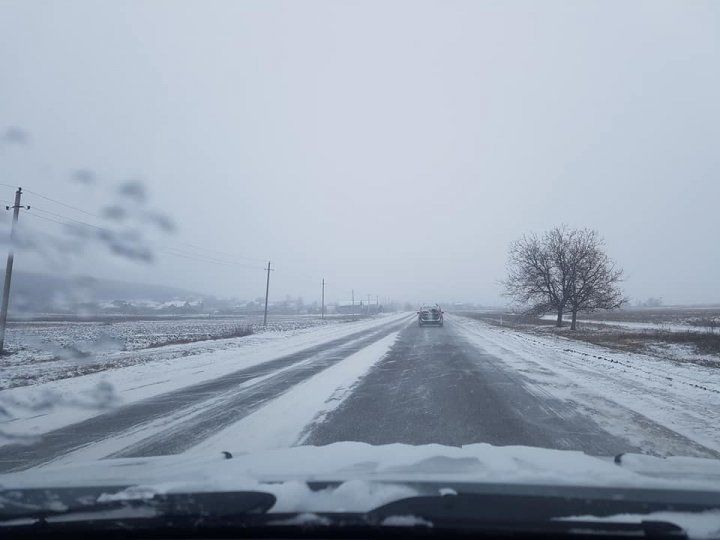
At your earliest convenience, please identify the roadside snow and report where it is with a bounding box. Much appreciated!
[191,331,401,453]
[452,315,720,457]
[0,314,409,444]
[1,316,350,389]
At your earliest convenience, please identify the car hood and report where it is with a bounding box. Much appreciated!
[1,442,719,507]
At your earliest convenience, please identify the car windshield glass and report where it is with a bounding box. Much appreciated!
[1,1,719,538]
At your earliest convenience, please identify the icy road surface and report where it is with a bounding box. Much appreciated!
[0,313,717,472]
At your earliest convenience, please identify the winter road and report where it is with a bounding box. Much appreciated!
[305,320,635,453]
[0,313,717,472]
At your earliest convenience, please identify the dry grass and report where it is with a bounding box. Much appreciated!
[145,324,254,349]
[458,311,720,368]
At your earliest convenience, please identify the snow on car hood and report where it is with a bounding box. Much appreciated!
[1,442,719,513]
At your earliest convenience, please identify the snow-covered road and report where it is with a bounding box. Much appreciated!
[0,313,717,473]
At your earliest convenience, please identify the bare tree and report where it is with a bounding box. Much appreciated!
[565,229,625,330]
[504,226,625,329]
[504,231,568,326]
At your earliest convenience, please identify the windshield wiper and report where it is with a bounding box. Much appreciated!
[365,492,716,539]
[0,489,275,524]
[1,487,715,539]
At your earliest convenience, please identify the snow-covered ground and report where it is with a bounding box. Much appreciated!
[0,315,343,389]
[453,316,720,456]
[1,311,717,475]
[539,315,717,333]
[50,331,402,465]
[0,313,408,444]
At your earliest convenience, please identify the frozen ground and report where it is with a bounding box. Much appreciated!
[0,312,717,474]
[0,313,408,444]
[0,315,364,389]
[451,317,720,456]
[473,310,720,368]
[539,314,717,333]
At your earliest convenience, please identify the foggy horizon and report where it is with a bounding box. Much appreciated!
[2,1,719,307]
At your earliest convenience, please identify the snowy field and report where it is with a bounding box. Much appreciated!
[0,314,364,389]
[539,314,719,333]
[470,309,720,369]
[0,313,409,445]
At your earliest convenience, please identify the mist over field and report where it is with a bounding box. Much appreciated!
[1,1,719,307]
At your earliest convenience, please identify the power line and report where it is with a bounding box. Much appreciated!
[24,215,265,271]
[22,188,103,219]
[177,241,266,263]
[31,206,109,232]
[28,204,263,267]
[165,247,261,268]
[24,212,73,228]
[30,191,266,263]
[28,209,263,270]
[11,186,269,265]
[161,247,264,270]
[11,187,276,275]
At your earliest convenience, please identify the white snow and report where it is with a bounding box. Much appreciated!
[0,313,410,444]
[539,315,715,334]
[191,331,400,454]
[381,515,434,527]
[452,315,720,457]
[46,330,401,465]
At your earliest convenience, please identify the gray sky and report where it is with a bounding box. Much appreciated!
[1,0,719,306]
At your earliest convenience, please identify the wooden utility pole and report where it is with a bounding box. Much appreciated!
[263,261,273,327]
[0,187,29,355]
[321,278,325,320]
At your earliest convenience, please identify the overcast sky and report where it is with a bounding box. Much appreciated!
[1,0,719,306]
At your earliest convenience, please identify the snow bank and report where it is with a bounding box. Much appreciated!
[452,315,720,457]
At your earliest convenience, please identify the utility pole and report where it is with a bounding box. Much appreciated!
[0,187,29,355]
[262,261,273,327]
[351,289,355,320]
[321,278,325,320]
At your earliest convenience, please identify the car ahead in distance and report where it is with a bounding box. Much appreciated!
[418,304,444,327]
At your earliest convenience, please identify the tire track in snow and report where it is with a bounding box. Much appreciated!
[105,317,411,458]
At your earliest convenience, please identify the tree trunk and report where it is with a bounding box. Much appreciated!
[571,309,578,330]
[556,307,563,327]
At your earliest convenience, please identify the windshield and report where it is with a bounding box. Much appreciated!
[1,1,719,538]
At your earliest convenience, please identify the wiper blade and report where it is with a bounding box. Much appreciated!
[366,493,719,539]
[0,489,275,524]
[369,492,717,522]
